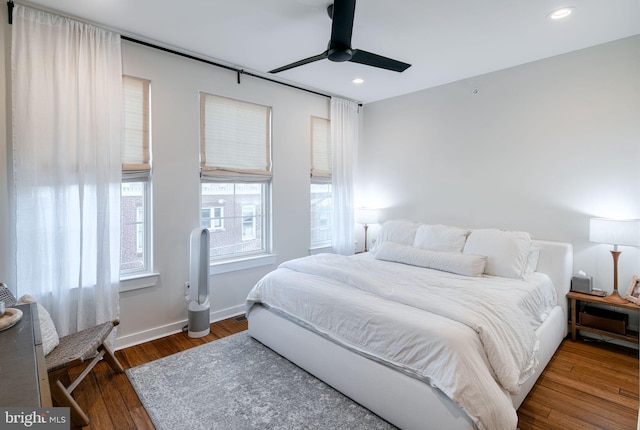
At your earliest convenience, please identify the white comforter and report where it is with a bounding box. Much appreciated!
[246,253,557,430]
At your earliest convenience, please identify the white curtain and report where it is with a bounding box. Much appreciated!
[330,97,359,255]
[12,6,122,336]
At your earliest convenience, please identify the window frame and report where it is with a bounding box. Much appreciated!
[120,176,152,277]
[310,182,333,249]
[241,204,257,241]
[201,206,225,231]
[199,92,273,263]
[120,75,154,282]
[200,182,270,261]
[212,207,224,230]
[310,116,332,249]
[135,205,144,254]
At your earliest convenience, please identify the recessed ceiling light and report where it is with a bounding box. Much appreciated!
[548,7,574,20]
[352,78,364,84]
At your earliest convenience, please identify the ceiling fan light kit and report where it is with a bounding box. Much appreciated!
[270,0,411,74]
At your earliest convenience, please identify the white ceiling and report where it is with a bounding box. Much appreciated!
[24,0,640,103]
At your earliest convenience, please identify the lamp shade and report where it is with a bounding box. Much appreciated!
[589,218,640,247]
[355,208,379,225]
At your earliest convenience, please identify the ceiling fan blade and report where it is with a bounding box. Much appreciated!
[270,0,411,74]
[349,49,411,72]
[269,52,328,74]
[329,0,356,50]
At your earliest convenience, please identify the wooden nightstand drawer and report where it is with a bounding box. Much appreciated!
[579,307,627,334]
[567,291,640,344]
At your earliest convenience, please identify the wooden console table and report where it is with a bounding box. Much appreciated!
[567,291,640,344]
[0,303,52,406]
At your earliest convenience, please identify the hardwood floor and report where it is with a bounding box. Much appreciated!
[66,317,638,429]
[518,339,638,430]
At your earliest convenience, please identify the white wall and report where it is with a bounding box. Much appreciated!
[117,41,329,347]
[358,36,640,327]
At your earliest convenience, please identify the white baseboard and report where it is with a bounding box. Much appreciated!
[114,304,245,351]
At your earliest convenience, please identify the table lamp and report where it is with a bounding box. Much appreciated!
[356,208,379,252]
[589,218,640,303]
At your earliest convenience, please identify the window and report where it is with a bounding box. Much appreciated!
[201,206,224,230]
[121,76,152,275]
[200,183,266,257]
[121,181,148,271]
[136,206,144,254]
[311,183,332,245]
[200,93,271,260]
[242,205,256,240]
[212,207,224,229]
[310,116,332,248]
[201,208,212,229]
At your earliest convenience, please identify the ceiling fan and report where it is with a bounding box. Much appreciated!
[269,0,411,74]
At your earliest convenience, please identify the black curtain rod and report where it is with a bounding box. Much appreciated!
[120,36,332,100]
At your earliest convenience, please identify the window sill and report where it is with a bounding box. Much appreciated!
[210,254,277,275]
[120,272,160,292]
[309,245,332,255]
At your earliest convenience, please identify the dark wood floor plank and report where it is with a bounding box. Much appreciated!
[210,318,248,339]
[117,344,153,369]
[559,350,638,379]
[542,354,575,374]
[112,372,143,411]
[171,331,203,351]
[93,367,137,430]
[561,340,638,369]
[518,406,602,430]
[149,336,183,358]
[69,371,115,430]
[516,397,552,419]
[537,376,638,422]
[524,382,634,430]
[542,368,638,410]
[129,406,155,430]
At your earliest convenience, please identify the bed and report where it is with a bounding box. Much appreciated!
[246,222,573,430]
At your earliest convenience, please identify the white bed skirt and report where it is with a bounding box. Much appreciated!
[248,304,566,430]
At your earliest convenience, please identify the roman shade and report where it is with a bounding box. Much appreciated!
[200,93,272,182]
[310,116,331,183]
[122,76,150,175]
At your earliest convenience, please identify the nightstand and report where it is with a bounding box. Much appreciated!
[567,291,640,344]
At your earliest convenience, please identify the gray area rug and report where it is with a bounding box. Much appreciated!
[127,331,397,430]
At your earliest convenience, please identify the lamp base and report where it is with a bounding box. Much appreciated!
[603,289,628,304]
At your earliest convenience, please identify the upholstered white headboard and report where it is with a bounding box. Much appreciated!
[534,240,573,319]
[371,220,574,319]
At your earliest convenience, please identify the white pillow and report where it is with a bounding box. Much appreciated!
[372,220,419,252]
[463,229,531,278]
[525,245,541,274]
[375,241,487,277]
[463,229,532,279]
[17,294,59,356]
[413,224,470,253]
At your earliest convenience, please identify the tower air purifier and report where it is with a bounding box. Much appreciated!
[188,228,211,338]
